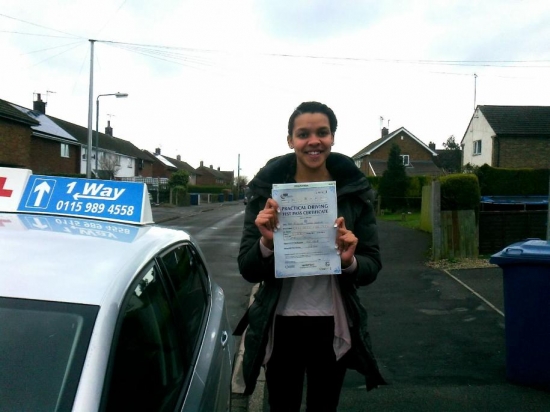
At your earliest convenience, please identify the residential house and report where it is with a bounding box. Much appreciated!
[0,98,39,168]
[1,95,81,175]
[1,95,154,179]
[431,143,462,174]
[461,105,550,168]
[51,117,154,178]
[195,161,234,186]
[352,127,442,177]
[146,148,198,185]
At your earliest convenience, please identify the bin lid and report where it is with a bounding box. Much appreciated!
[490,238,550,265]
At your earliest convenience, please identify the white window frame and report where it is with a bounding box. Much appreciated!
[473,140,482,155]
[128,158,133,168]
[355,159,362,168]
[61,143,70,158]
[400,154,410,166]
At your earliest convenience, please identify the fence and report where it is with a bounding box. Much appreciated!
[426,181,478,260]
[479,210,547,255]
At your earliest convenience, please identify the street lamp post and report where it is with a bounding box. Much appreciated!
[94,92,128,176]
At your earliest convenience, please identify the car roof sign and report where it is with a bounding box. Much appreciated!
[0,167,153,224]
[0,167,31,211]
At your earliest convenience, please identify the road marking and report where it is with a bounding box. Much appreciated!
[443,269,504,317]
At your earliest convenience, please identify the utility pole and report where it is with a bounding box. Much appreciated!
[86,40,95,178]
[237,154,241,200]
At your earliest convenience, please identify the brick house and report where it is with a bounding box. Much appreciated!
[461,105,550,168]
[145,148,198,184]
[0,99,38,169]
[2,95,81,175]
[352,127,442,177]
[195,161,234,186]
[1,94,154,178]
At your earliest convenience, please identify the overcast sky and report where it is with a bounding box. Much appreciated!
[2,0,550,180]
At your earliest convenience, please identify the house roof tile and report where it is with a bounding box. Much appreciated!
[0,99,39,126]
[479,105,550,136]
[50,117,150,160]
[161,155,197,174]
[352,127,438,159]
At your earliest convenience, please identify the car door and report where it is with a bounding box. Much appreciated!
[102,262,188,412]
[159,243,233,412]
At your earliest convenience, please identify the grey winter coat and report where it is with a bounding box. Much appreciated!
[234,152,387,395]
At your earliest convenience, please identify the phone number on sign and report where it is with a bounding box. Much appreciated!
[56,201,135,216]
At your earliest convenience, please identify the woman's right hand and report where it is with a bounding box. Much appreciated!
[255,198,280,250]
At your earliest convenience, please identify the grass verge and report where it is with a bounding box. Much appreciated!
[377,211,421,230]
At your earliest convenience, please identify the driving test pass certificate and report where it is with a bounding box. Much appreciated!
[272,181,341,278]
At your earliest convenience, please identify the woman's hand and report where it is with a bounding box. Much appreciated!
[335,217,358,268]
[255,198,280,250]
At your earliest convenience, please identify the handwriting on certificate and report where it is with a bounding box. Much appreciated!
[272,181,341,278]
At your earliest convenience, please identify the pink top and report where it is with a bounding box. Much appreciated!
[259,241,355,364]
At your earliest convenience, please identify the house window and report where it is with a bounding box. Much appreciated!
[400,155,410,166]
[355,159,362,168]
[116,155,121,166]
[61,143,69,158]
[473,140,482,155]
[128,158,133,168]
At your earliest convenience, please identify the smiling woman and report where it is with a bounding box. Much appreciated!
[235,101,386,412]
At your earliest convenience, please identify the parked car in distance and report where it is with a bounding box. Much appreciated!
[0,167,235,412]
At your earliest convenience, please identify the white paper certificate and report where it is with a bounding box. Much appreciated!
[272,181,341,278]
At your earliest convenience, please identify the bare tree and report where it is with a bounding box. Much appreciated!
[99,153,121,179]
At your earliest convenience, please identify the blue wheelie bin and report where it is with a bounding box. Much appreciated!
[190,193,200,206]
[490,238,550,388]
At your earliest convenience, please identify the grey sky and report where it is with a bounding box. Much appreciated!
[2,0,550,179]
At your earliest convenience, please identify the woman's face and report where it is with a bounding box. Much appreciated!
[288,112,334,174]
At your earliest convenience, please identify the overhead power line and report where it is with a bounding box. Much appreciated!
[0,13,83,39]
[0,30,81,39]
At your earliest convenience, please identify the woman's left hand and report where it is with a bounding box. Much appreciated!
[335,217,358,268]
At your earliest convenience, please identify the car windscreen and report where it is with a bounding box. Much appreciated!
[0,297,98,412]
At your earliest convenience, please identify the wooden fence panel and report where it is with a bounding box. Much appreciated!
[420,185,432,233]
[440,210,478,259]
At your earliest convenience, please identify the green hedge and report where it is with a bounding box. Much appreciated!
[440,174,480,211]
[405,176,430,198]
[476,164,549,196]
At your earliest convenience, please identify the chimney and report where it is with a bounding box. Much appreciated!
[105,120,113,136]
[381,127,388,138]
[217,167,220,171]
[155,148,161,155]
[428,142,436,150]
[210,165,213,169]
[177,155,181,161]
[33,93,46,114]
[200,160,204,167]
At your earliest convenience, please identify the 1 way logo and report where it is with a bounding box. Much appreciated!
[66,181,126,201]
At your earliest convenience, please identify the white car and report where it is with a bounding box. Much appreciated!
[0,167,235,411]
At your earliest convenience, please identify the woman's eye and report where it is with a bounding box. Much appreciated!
[297,132,308,138]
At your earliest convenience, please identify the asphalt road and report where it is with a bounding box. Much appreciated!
[153,203,550,412]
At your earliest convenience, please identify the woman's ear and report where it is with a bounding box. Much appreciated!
[288,136,293,149]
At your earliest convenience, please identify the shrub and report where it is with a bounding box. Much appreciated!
[440,174,480,211]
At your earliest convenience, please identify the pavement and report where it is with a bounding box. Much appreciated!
[152,204,550,412]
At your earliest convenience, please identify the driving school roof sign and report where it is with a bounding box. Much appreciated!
[0,167,153,224]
